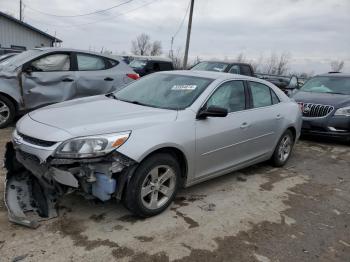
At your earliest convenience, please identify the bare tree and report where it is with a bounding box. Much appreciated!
[150,41,162,56]
[275,52,290,75]
[251,55,264,73]
[262,52,290,75]
[131,33,151,56]
[236,52,247,63]
[169,47,183,69]
[264,53,278,74]
[330,60,345,72]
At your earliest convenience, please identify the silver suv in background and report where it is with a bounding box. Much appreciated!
[0,48,139,128]
[5,71,301,228]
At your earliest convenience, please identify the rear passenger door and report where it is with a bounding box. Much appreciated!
[245,81,283,157]
[74,52,121,97]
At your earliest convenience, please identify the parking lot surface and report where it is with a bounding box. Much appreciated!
[0,127,349,262]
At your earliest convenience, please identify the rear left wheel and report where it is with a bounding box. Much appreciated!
[271,130,294,167]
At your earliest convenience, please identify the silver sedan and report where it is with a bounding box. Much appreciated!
[5,71,302,227]
[0,48,138,128]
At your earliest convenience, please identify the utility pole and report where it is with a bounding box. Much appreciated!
[183,0,194,69]
[19,0,23,21]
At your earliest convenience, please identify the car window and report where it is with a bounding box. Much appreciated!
[300,76,350,95]
[107,59,118,68]
[191,62,229,72]
[77,54,106,71]
[271,90,280,104]
[129,59,147,69]
[160,62,172,71]
[241,65,252,76]
[116,73,213,110]
[31,53,70,72]
[207,81,246,113]
[228,65,240,74]
[152,62,160,71]
[249,82,273,108]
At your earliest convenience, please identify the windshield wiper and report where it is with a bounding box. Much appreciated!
[326,92,345,95]
[106,93,118,100]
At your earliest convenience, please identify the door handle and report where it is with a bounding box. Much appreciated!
[240,122,249,129]
[62,78,74,82]
[104,77,114,81]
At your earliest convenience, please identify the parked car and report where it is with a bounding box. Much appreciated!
[0,53,17,64]
[293,73,350,141]
[5,70,301,228]
[0,48,139,128]
[129,56,174,76]
[191,61,301,96]
[191,61,255,77]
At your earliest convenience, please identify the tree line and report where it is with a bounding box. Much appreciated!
[128,33,345,76]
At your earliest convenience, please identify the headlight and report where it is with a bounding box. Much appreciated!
[334,106,350,117]
[54,132,131,158]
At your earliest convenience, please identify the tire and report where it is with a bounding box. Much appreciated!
[0,94,15,129]
[123,153,181,217]
[271,130,294,167]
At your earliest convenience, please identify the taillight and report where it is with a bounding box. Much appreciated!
[127,73,140,80]
[298,102,304,112]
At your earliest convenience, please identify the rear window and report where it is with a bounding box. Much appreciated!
[191,62,229,72]
[77,54,106,71]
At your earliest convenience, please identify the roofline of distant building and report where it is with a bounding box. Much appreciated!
[0,11,62,43]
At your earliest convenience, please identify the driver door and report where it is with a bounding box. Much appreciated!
[22,52,77,110]
[195,80,252,179]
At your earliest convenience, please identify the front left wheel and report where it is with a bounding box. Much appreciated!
[123,153,181,217]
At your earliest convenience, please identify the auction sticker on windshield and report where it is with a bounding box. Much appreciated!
[171,85,197,90]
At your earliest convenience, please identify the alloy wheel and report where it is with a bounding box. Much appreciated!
[278,135,292,162]
[141,165,176,210]
[0,101,10,125]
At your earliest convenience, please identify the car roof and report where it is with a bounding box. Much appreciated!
[317,72,350,78]
[198,60,252,66]
[158,70,255,81]
[33,47,118,60]
[128,55,172,62]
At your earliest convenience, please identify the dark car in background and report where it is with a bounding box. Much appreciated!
[293,73,350,141]
[129,56,174,77]
[191,61,255,77]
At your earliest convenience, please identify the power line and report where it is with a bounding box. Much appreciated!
[173,0,191,39]
[24,0,134,18]
[26,0,161,29]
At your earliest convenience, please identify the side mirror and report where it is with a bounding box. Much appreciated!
[197,106,228,119]
[22,65,33,75]
[288,75,299,89]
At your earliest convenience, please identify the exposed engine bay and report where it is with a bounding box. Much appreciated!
[4,142,137,228]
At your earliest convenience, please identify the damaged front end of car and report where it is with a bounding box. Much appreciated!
[4,138,137,228]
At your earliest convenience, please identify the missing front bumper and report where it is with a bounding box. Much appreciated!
[3,142,137,228]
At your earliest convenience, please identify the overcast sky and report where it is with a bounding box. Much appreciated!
[1,0,350,74]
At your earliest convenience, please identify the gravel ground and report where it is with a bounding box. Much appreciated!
[0,127,349,262]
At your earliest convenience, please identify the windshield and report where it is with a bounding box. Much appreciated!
[300,76,350,95]
[191,62,229,72]
[115,73,213,110]
[0,49,42,67]
[129,59,147,69]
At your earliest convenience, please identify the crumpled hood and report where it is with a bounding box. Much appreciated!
[28,95,178,138]
[293,91,350,107]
